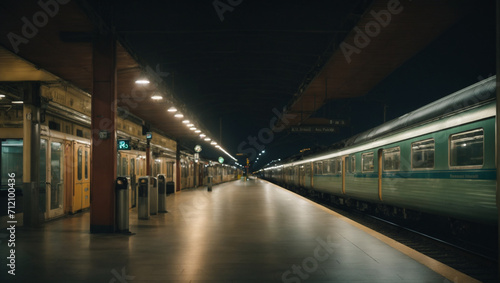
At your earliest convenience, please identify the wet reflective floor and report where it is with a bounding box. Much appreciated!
[0,178,466,282]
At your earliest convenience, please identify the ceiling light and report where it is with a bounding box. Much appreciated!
[12,101,23,104]
[215,145,221,149]
[0,94,5,98]
[200,134,206,138]
[174,113,184,118]
[195,130,201,133]
[135,79,150,84]
[187,123,194,127]
[151,95,163,100]
[210,141,217,145]
[182,120,190,124]
[167,107,177,112]
[204,137,211,141]
[190,127,197,131]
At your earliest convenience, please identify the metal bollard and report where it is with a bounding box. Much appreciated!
[138,176,150,220]
[157,174,167,213]
[150,177,158,215]
[116,177,130,233]
[207,176,213,192]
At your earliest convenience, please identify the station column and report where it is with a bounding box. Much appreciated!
[22,82,42,227]
[90,34,117,233]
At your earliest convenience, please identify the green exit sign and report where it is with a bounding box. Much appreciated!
[118,139,131,150]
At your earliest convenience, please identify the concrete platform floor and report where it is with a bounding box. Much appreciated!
[0,178,475,282]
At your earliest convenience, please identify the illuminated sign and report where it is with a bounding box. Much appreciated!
[118,139,131,150]
[146,132,153,140]
[218,157,224,164]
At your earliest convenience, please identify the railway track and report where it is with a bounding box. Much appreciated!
[291,188,499,283]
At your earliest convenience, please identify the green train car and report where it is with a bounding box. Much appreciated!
[263,76,497,227]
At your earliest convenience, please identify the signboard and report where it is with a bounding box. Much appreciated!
[290,126,336,133]
[218,157,224,164]
[194,145,202,152]
[194,153,199,162]
[118,139,131,150]
[146,132,153,140]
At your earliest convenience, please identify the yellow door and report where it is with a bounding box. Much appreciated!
[82,146,90,209]
[72,143,83,212]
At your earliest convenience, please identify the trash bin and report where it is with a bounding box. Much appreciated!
[207,176,213,192]
[150,177,158,215]
[138,176,150,220]
[116,177,129,232]
[166,181,175,194]
[157,174,167,213]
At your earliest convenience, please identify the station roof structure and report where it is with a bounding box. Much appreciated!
[0,0,495,167]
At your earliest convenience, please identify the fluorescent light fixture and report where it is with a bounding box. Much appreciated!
[174,113,184,118]
[190,127,197,131]
[167,107,177,112]
[210,141,217,145]
[215,145,221,149]
[151,95,163,100]
[195,130,201,133]
[135,79,150,84]
[200,134,206,138]
[12,101,23,104]
[204,137,211,141]
[187,123,194,127]
[182,120,190,124]
[0,94,5,98]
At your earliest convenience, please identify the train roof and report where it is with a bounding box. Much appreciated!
[345,76,496,147]
[264,76,496,169]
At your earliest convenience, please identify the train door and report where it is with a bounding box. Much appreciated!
[377,148,383,201]
[73,142,90,212]
[299,165,305,187]
[42,138,65,219]
[341,156,347,194]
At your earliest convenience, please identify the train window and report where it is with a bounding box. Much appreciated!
[362,152,374,172]
[383,147,400,171]
[77,148,82,181]
[324,161,331,174]
[337,159,342,173]
[350,156,356,173]
[85,150,89,179]
[450,129,484,168]
[412,139,434,169]
[314,162,323,175]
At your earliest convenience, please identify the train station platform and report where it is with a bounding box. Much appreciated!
[1,178,476,282]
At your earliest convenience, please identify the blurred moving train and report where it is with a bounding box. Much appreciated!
[260,76,497,231]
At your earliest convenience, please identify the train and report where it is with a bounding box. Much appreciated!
[260,76,497,232]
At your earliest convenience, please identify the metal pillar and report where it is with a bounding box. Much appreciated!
[22,82,42,227]
[90,34,117,233]
[146,139,151,176]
